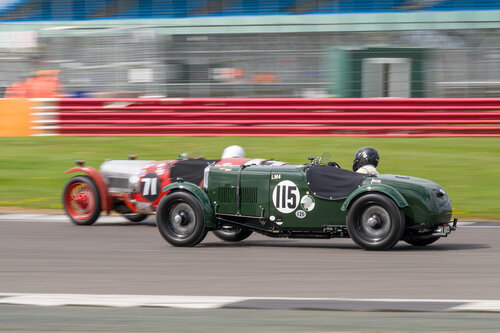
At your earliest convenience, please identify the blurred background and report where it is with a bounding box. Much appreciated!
[1,0,499,98]
[1,4,500,332]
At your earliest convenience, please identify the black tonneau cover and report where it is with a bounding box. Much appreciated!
[169,159,217,185]
[306,165,367,200]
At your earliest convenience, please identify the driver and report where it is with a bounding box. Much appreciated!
[221,145,245,159]
[352,147,379,176]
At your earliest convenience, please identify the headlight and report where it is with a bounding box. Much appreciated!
[128,176,140,193]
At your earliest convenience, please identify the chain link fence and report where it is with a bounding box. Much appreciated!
[1,28,500,98]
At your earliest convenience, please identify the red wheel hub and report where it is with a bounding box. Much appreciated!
[64,182,95,220]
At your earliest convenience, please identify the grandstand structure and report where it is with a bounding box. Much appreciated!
[0,0,499,97]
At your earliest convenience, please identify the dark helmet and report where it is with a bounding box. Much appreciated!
[352,147,379,172]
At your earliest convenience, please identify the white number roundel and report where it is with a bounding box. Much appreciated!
[272,180,300,214]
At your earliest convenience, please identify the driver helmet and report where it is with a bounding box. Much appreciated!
[221,145,245,159]
[352,147,379,172]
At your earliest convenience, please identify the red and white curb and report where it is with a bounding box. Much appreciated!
[0,293,500,312]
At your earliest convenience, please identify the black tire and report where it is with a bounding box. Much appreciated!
[63,175,101,225]
[346,193,405,251]
[213,228,253,242]
[156,191,207,247]
[124,213,149,223]
[403,234,440,247]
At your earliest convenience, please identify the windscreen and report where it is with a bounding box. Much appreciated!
[169,159,218,185]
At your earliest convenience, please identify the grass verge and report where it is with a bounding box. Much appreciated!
[0,137,498,220]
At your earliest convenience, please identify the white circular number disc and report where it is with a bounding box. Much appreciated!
[272,180,300,214]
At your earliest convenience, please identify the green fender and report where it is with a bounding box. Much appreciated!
[162,180,215,228]
[341,184,409,212]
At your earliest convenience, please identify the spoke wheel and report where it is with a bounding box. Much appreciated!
[156,191,207,247]
[347,194,405,251]
[63,176,101,225]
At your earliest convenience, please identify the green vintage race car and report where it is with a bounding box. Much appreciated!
[156,154,457,250]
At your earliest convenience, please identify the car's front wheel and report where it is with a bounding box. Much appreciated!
[156,191,207,247]
[63,176,101,225]
[213,228,253,242]
[347,193,405,251]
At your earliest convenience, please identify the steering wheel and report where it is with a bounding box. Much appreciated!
[327,161,341,168]
[308,156,322,166]
[309,153,341,168]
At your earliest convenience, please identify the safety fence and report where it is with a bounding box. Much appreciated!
[31,98,500,137]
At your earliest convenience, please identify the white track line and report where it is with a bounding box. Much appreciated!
[0,293,245,308]
[450,300,500,312]
[0,293,499,312]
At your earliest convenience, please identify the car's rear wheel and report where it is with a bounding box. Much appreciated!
[213,228,253,242]
[63,176,101,225]
[156,191,207,247]
[403,234,440,246]
[123,213,149,223]
[347,193,405,250]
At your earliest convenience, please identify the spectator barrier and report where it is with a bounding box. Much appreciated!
[29,98,500,137]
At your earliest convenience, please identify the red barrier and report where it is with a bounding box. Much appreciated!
[32,98,500,137]
[57,112,500,125]
[55,98,500,111]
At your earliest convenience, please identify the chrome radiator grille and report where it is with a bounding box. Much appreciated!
[107,177,130,193]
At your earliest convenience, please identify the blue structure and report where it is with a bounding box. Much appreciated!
[1,0,499,21]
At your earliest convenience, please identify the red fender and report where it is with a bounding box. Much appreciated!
[65,166,110,213]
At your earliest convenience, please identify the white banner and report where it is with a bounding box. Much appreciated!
[0,31,37,48]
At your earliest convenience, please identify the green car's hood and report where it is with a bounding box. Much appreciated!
[375,174,441,189]
[367,174,452,226]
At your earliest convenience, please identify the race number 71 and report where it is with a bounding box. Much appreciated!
[141,177,157,196]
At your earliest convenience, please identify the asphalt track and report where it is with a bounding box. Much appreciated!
[1,214,499,299]
[1,214,500,332]
[1,306,500,333]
